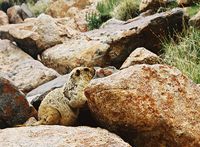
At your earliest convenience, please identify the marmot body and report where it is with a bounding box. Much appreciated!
[34,67,95,126]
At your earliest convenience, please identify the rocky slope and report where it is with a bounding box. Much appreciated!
[0,0,199,146]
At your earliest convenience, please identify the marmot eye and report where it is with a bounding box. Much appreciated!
[75,69,80,76]
[84,68,90,72]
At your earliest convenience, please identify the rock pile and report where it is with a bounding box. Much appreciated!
[0,0,199,146]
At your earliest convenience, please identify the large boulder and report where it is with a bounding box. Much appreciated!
[0,126,131,147]
[41,40,110,74]
[85,64,200,146]
[0,77,37,128]
[85,8,186,68]
[41,8,186,73]
[0,14,71,58]
[0,39,59,93]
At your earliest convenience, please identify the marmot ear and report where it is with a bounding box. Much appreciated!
[75,69,81,76]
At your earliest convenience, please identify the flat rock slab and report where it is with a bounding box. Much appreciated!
[0,126,131,147]
[0,39,59,93]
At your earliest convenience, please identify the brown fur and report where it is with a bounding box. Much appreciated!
[30,67,95,126]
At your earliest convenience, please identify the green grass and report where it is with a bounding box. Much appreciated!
[186,3,200,16]
[27,1,48,17]
[7,0,36,5]
[0,0,46,16]
[156,1,200,17]
[162,28,200,84]
[112,0,140,20]
[86,12,103,30]
[86,0,140,30]
[86,0,120,30]
[97,0,120,17]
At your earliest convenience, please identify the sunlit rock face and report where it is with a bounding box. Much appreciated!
[85,64,200,147]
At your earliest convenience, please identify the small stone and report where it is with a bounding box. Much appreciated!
[94,66,119,78]
[120,47,162,69]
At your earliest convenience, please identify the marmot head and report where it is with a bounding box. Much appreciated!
[70,67,95,82]
[63,67,95,108]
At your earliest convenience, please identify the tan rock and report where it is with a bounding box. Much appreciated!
[46,0,70,18]
[41,40,110,74]
[7,5,23,24]
[6,3,33,22]
[0,39,59,93]
[46,0,91,18]
[139,0,167,12]
[120,47,162,69]
[189,10,200,28]
[71,8,92,32]
[65,7,89,32]
[32,14,64,49]
[0,126,131,147]
[55,17,81,35]
[85,64,200,146]
[73,0,91,9]
[46,0,96,31]
[0,10,9,25]
[66,7,79,18]
[0,14,70,58]
[177,0,197,6]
